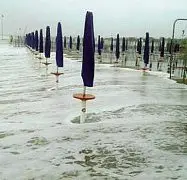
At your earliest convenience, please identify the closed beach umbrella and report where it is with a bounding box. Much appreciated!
[45,26,51,58]
[64,36,66,48]
[151,39,154,54]
[39,29,43,53]
[137,38,142,54]
[143,32,149,66]
[73,11,95,124]
[69,36,72,49]
[115,34,120,60]
[122,37,125,52]
[35,30,38,51]
[76,35,80,51]
[56,22,63,67]
[81,11,95,87]
[160,37,165,57]
[101,37,104,50]
[136,39,140,52]
[31,32,35,49]
[97,35,101,55]
[139,38,142,54]
[110,37,113,52]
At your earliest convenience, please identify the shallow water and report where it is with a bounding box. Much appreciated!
[0,40,187,180]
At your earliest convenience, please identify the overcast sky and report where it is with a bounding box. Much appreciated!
[1,0,187,38]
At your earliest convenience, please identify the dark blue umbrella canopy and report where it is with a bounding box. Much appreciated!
[160,37,165,57]
[76,35,80,51]
[45,26,51,58]
[31,32,35,49]
[137,38,142,54]
[81,11,95,87]
[28,33,32,47]
[69,36,72,49]
[101,37,104,49]
[110,37,113,52]
[39,29,43,53]
[115,34,120,59]
[151,39,154,53]
[56,22,63,67]
[64,36,66,48]
[143,32,149,65]
[97,35,101,55]
[35,30,39,51]
[122,37,125,52]
[136,39,139,52]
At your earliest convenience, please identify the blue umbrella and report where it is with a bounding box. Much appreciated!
[157,37,165,70]
[110,37,113,52]
[115,34,120,60]
[51,22,64,82]
[122,37,126,52]
[151,39,154,54]
[160,37,165,57]
[81,11,95,88]
[136,39,139,52]
[39,29,43,53]
[45,26,51,58]
[35,30,38,51]
[31,32,35,50]
[76,35,80,51]
[143,32,149,67]
[56,22,63,68]
[138,38,142,54]
[29,33,32,48]
[69,36,72,49]
[73,11,95,124]
[97,35,101,55]
[64,36,67,48]
[101,37,104,50]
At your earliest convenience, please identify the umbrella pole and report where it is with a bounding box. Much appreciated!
[80,86,86,123]
[56,67,59,83]
[46,58,49,70]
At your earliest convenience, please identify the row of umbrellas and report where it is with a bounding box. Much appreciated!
[25,12,95,87]
[25,30,180,67]
[25,12,95,123]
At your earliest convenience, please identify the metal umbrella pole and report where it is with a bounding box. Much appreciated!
[170,18,187,79]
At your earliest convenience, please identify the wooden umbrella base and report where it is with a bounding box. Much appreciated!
[42,62,52,66]
[73,93,95,101]
[141,67,149,71]
[51,72,64,76]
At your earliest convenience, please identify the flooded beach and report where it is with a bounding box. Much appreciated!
[0,40,187,179]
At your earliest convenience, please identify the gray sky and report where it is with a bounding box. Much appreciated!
[1,0,187,38]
